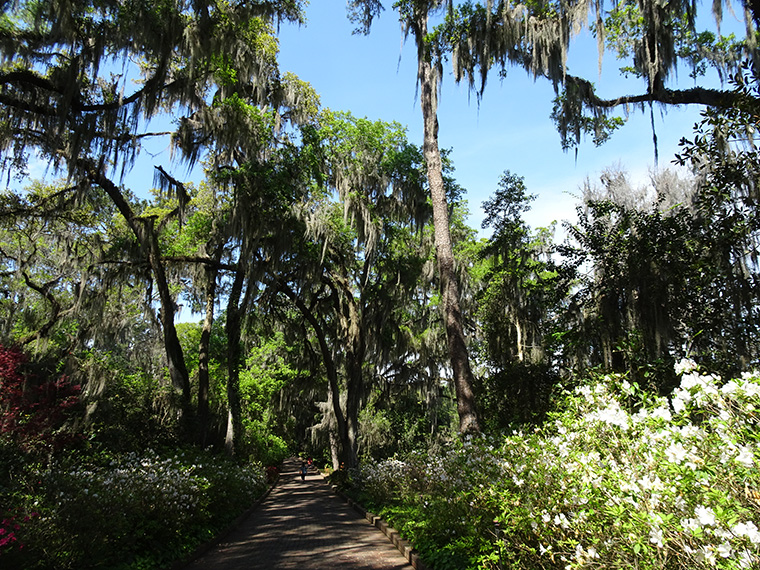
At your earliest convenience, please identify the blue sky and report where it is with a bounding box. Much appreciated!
[275,1,739,236]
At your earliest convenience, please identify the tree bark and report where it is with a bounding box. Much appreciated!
[197,250,221,447]
[343,298,364,468]
[328,427,341,472]
[224,265,245,456]
[565,74,745,111]
[415,12,480,434]
[145,220,192,415]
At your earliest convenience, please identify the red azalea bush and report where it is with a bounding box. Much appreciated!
[0,344,81,455]
[0,510,37,556]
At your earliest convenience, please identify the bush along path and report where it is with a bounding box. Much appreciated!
[0,447,272,569]
[354,361,760,570]
[182,457,414,570]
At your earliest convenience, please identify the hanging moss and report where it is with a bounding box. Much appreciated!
[427,0,760,150]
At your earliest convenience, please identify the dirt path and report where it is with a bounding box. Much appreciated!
[183,458,413,570]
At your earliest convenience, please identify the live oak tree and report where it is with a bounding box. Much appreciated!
[274,111,433,467]
[438,0,760,152]
[0,181,122,355]
[142,180,233,446]
[0,0,307,436]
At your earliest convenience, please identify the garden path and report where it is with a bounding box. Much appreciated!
[183,458,413,570]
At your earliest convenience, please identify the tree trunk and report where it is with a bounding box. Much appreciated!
[278,281,351,464]
[415,13,480,434]
[197,254,220,447]
[340,272,366,469]
[146,223,192,416]
[329,428,341,471]
[224,266,245,456]
[344,311,364,468]
[82,162,192,423]
[515,318,524,362]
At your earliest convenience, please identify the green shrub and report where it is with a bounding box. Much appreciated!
[245,421,290,466]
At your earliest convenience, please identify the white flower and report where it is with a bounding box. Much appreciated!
[575,543,584,561]
[733,521,760,544]
[586,402,630,430]
[675,358,698,375]
[671,394,687,413]
[695,505,716,526]
[737,549,757,569]
[681,373,702,390]
[735,446,755,467]
[554,513,570,529]
[702,545,716,565]
[650,406,672,421]
[717,542,732,558]
[665,442,688,464]
[649,526,664,547]
[639,474,663,491]
[721,380,739,395]
[577,385,593,401]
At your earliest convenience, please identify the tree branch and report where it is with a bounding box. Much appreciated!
[0,68,187,114]
[18,271,64,345]
[566,74,743,110]
[162,255,237,272]
[98,256,237,272]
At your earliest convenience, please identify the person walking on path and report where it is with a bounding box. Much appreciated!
[183,458,412,570]
[300,461,308,481]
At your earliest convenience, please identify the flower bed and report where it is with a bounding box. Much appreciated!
[358,361,760,569]
[1,448,268,569]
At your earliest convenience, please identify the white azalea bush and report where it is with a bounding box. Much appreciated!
[11,448,268,569]
[360,362,760,570]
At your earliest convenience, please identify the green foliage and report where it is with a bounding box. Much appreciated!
[551,87,626,150]
[176,321,227,396]
[237,331,299,459]
[244,420,291,467]
[0,0,307,176]
[0,181,115,356]
[80,350,182,452]
[474,361,559,430]
[358,402,394,460]
[358,385,455,460]
[603,1,745,80]
[561,195,691,381]
[475,171,570,426]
